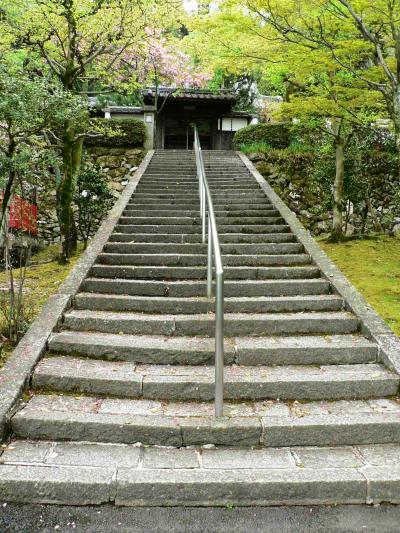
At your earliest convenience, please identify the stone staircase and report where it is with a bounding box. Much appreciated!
[1,149,400,506]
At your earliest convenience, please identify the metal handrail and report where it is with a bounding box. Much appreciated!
[193,126,225,418]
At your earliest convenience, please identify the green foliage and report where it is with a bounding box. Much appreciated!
[85,119,146,148]
[73,160,113,249]
[234,124,292,149]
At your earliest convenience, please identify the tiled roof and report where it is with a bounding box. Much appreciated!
[143,88,237,102]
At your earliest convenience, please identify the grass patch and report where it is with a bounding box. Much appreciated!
[321,236,400,335]
[0,243,84,369]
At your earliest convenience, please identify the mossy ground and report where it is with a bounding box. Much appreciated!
[321,235,400,335]
[0,243,83,368]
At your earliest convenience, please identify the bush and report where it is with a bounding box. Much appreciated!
[73,160,114,249]
[85,118,146,148]
[234,123,292,149]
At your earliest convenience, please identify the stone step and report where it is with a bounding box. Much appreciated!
[118,216,285,226]
[127,199,272,207]
[90,265,318,280]
[74,293,343,314]
[63,310,359,336]
[139,179,255,185]
[49,331,377,366]
[136,185,259,192]
[81,278,332,297]
[123,209,281,217]
[108,233,296,244]
[126,202,273,211]
[131,195,268,204]
[96,254,313,268]
[114,224,291,234]
[4,439,398,507]
[33,357,398,402]
[12,394,400,447]
[104,242,299,254]
[133,190,266,197]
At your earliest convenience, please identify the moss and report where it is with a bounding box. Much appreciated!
[321,236,400,335]
[0,243,84,368]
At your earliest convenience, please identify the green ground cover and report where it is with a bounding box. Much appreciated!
[321,236,400,335]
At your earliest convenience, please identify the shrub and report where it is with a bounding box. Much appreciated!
[234,123,292,149]
[85,118,146,148]
[73,160,114,249]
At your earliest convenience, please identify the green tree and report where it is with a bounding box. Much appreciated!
[0,60,76,247]
[2,0,179,262]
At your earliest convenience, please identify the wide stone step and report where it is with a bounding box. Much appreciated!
[33,357,398,402]
[118,216,285,226]
[114,224,291,234]
[126,202,273,211]
[90,264,318,280]
[133,191,266,198]
[104,242,299,254]
[96,254,313,268]
[108,233,296,244]
[74,293,343,314]
[49,331,377,366]
[7,440,400,506]
[123,209,281,218]
[131,195,268,204]
[62,310,359,336]
[12,394,400,447]
[81,278,332,297]
[4,439,398,506]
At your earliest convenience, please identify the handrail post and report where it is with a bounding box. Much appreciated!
[201,183,206,243]
[215,271,224,417]
[207,215,213,298]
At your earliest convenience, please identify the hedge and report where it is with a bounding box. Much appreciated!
[233,123,292,149]
[85,118,146,148]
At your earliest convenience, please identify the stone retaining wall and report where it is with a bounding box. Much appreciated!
[36,147,145,245]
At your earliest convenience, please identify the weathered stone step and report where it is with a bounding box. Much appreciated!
[118,216,285,226]
[81,278,331,297]
[136,184,259,192]
[109,233,296,244]
[114,224,291,234]
[90,264,318,281]
[44,357,400,401]
[96,254,313,268]
[123,209,281,218]
[63,310,359,336]
[131,195,268,204]
[33,357,398,402]
[12,394,400,447]
[126,202,273,211]
[74,293,343,314]
[139,179,255,185]
[104,242,299,254]
[5,439,398,506]
[49,331,377,366]
[133,190,266,197]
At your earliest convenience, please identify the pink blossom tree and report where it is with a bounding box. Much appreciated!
[116,29,211,111]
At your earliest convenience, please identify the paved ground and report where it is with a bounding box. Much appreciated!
[1,503,400,533]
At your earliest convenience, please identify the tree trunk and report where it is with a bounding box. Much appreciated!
[0,139,17,249]
[57,122,83,263]
[329,136,345,243]
[392,86,400,176]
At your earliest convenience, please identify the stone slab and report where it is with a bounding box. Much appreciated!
[115,467,366,506]
[0,464,114,505]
